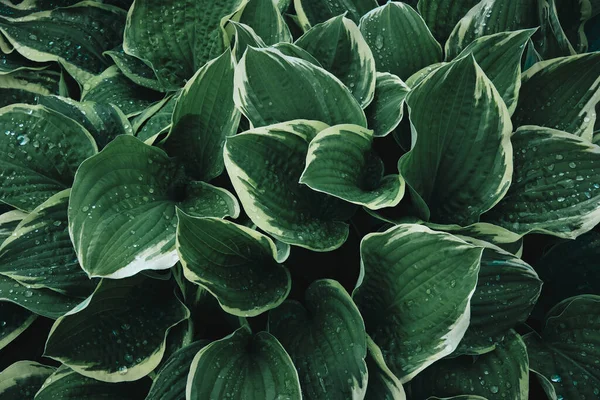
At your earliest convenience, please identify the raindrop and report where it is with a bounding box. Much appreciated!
[489,386,499,394]
[24,290,33,298]
[16,135,29,145]
[568,162,576,169]
[555,154,564,160]
[551,374,562,383]
[117,366,128,375]
[374,34,384,50]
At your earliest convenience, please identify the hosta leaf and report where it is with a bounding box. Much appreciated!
[512,53,600,141]
[134,94,177,143]
[300,124,405,209]
[294,0,377,28]
[69,135,239,279]
[359,2,442,80]
[105,46,164,92]
[417,0,480,44]
[45,274,189,383]
[296,15,376,108]
[365,337,406,400]
[522,38,543,71]
[224,120,353,251]
[0,2,126,84]
[271,42,322,65]
[536,0,577,59]
[123,0,247,89]
[35,366,150,400]
[456,243,542,355]
[238,0,292,44]
[0,104,97,212]
[162,50,240,182]
[445,0,539,59]
[553,0,594,53]
[269,279,368,400]
[364,72,410,137]
[146,340,209,400]
[353,224,482,382]
[0,361,54,399]
[0,68,64,108]
[234,47,366,128]
[187,326,301,400]
[411,330,529,400]
[0,209,26,242]
[399,55,513,225]
[176,211,291,317]
[0,49,47,74]
[455,29,535,113]
[483,126,600,238]
[524,295,600,400]
[230,21,266,61]
[81,66,164,118]
[0,302,35,350]
[0,190,96,297]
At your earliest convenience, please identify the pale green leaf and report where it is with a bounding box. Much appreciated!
[0,209,26,243]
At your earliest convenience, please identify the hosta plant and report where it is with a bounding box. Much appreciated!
[0,0,599,399]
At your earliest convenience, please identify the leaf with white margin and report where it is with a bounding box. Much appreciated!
[237,0,292,44]
[454,29,536,114]
[34,366,151,400]
[187,326,301,400]
[271,42,323,66]
[105,46,164,92]
[0,361,54,399]
[0,209,26,242]
[0,104,97,212]
[445,0,538,60]
[162,49,240,182]
[269,279,368,400]
[483,126,600,239]
[399,55,513,226]
[0,49,48,74]
[69,135,239,279]
[0,190,96,297]
[0,302,36,350]
[417,0,480,44]
[359,2,442,80]
[524,295,600,400]
[352,224,482,382]
[0,2,126,84]
[224,120,354,251]
[145,340,209,400]
[0,68,64,108]
[44,273,189,383]
[123,0,248,89]
[512,53,600,141]
[176,211,291,317]
[134,94,177,143]
[364,337,406,400]
[234,47,366,128]
[229,21,266,62]
[294,0,377,29]
[364,72,410,137]
[296,15,376,108]
[411,330,529,400]
[300,124,405,209]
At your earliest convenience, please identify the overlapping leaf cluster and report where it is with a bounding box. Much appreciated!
[0,0,599,399]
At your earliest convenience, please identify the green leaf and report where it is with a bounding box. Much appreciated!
[35,366,151,400]
[230,21,266,62]
[146,340,209,400]
[81,66,164,118]
[176,211,291,317]
[105,46,164,92]
[523,39,543,72]
[417,0,480,44]
[364,72,410,137]
[234,47,366,128]
[364,337,406,400]
[483,126,600,239]
[187,326,301,400]
[536,0,577,59]
[512,53,600,141]
[134,94,177,143]
[0,2,126,84]
[162,50,240,182]
[524,295,600,400]
[445,0,539,60]
[269,279,368,400]
[271,42,323,65]
[0,302,36,350]
[123,0,247,89]
[69,135,239,279]
[45,273,189,383]
[0,209,26,243]
[411,330,529,400]
[398,55,513,226]
[224,120,353,251]
[0,68,64,108]
[359,2,442,80]
[454,29,536,113]
[294,0,377,28]
[455,243,542,355]
[300,124,405,209]
[0,189,96,297]
[353,224,482,381]
[0,361,54,399]
[237,0,292,44]
[0,49,48,74]
[296,15,376,108]
[0,104,97,212]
